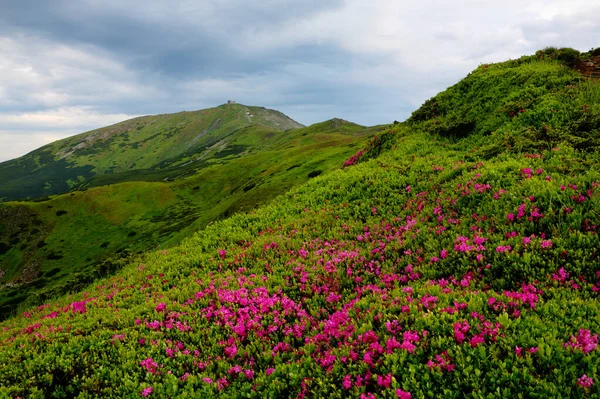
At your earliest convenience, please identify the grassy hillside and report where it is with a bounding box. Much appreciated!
[0,104,304,201]
[0,48,599,398]
[0,120,382,318]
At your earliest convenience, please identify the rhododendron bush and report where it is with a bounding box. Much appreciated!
[1,51,599,398]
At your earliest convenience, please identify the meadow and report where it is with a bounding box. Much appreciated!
[0,47,599,398]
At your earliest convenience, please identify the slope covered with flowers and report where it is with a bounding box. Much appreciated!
[1,49,600,398]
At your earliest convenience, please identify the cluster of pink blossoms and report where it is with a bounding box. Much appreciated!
[578,374,594,389]
[565,329,598,354]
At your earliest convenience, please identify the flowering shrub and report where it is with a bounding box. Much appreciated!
[0,49,599,398]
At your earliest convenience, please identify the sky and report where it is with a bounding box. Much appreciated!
[0,0,599,162]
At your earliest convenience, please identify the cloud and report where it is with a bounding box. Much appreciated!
[0,0,599,161]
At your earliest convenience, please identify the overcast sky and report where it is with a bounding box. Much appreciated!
[0,0,599,162]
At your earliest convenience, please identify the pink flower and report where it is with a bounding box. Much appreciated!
[578,374,594,389]
[515,346,522,357]
[496,245,512,253]
[202,377,213,384]
[224,343,238,358]
[377,374,392,388]
[155,302,166,312]
[140,358,159,374]
[565,329,598,354]
[141,387,153,397]
[453,321,470,344]
[406,185,412,193]
[243,370,254,379]
[440,249,448,259]
[551,267,570,282]
[266,368,276,376]
[469,334,485,347]
[342,374,352,389]
[396,389,412,399]
[72,301,87,314]
[540,240,552,249]
[218,249,227,259]
[421,294,438,309]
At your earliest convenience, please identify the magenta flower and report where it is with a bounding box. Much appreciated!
[406,185,412,193]
[551,267,570,282]
[540,240,552,249]
[342,374,352,389]
[141,387,153,397]
[140,358,159,374]
[155,302,166,312]
[496,245,512,253]
[224,343,238,358]
[377,374,392,388]
[515,346,522,357]
[72,301,87,314]
[578,374,594,389]
[266,368,276,376]
[565,329,598,354]
[396,389,412,399]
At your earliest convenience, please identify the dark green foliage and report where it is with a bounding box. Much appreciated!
[556,47,581,67]
[0,150,95,201]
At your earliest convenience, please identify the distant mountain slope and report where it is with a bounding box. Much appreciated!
[0,104,304,201]
[0,119,383,317]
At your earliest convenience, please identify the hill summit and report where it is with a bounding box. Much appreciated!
[0,104,304,201]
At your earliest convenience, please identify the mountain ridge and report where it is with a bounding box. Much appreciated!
[0,103,305,201]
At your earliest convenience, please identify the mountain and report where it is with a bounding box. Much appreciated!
[1,47,599,398]
[0,103,304,201]
[0,114,384,316]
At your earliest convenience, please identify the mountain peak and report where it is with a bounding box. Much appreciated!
[0,104,304,201]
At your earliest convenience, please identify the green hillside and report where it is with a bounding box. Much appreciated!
[0,47,600,398]
[0,119,383,317]
[0,104,304,201]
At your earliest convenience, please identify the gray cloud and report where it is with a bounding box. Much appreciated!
[0,0,598,161]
